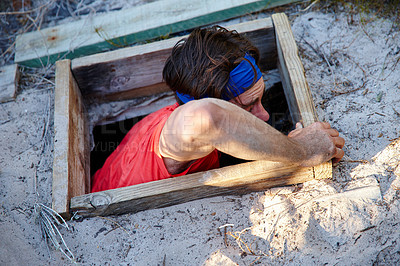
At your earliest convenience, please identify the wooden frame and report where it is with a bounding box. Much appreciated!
[52,13,331,219]
[53,60,91,217]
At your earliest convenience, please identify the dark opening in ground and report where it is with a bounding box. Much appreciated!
[90,115,145,177]
[90,81,293,175]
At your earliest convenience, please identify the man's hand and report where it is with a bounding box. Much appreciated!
[288,122,345,167]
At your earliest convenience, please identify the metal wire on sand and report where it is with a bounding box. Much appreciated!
[35,203,76,263]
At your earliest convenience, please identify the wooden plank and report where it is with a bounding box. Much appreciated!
[71,18,277,102]
[70,160,315,217]
[52,59,90,218]
[0,64,19,103]
[15,0,299,68]
[272,13,332,179]
[273,13,318,125]
[94,94,176,126]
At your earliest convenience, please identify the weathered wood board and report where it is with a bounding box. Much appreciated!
[53,13,332,218]
[272,13,332,179]
[71,18,277,102]
[71,161,315,217]
[15,0,301,67]
[52,60,90,218]
[0,64,19,103]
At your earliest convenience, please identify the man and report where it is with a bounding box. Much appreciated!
[91,26,344,192]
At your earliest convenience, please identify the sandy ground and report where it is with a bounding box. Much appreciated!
[1,2,400,265]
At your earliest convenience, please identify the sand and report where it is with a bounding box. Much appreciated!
[1,3,400,265]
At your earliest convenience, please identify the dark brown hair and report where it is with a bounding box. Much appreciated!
[162,26,260,104]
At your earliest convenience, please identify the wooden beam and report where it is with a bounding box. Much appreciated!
[273,13,318,125]
[70,161,315,217]
[0,64,19,103]
[272,13,332,179]
[52,59,90,218]
[71,18,277,102]
[94,94,177,126]
[15,0,300,67]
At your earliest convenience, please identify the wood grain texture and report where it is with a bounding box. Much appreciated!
[71,18,277,102]
[70,161,314,217]
[272,13,332,179]
[0,64,19,103]
[313,161,333,180]
[53,60,90,218]
[273,13,318,126]
[15,0,298,67]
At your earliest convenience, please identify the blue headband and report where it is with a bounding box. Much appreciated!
[176,54,262,104]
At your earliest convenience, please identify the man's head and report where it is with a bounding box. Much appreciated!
[162,26,269,121]
[163,26,260,101]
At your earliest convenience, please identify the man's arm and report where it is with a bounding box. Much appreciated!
[159,98,344,167]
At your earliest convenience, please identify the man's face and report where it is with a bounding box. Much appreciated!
[229,78,270,121]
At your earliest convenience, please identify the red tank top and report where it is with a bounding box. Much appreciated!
[91,103,220,192]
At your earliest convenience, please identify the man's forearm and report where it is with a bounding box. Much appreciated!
[160,99,308,164]
[200,99,308,164]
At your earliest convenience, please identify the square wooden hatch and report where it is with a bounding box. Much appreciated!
[52,13,331,219]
